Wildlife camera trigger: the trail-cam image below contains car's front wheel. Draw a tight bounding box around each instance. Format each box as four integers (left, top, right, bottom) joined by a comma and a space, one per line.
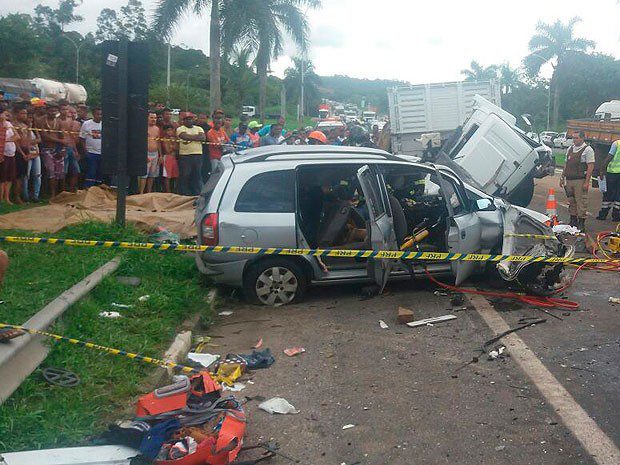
243, 258, 307, 306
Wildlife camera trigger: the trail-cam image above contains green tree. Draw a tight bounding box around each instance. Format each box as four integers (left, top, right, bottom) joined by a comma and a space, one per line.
221, 0, 320, 122
0, 14, 45, 77
284, 57, 321, 116
96, 0, 149, 42
524, 17, 595, 127
153, 0, 224, 112
34, 0, 83, 32
460, 60, 498, 81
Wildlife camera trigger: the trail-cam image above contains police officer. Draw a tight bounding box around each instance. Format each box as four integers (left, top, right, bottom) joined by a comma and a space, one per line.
597, 138, 620, 221
560, 131, 595, 230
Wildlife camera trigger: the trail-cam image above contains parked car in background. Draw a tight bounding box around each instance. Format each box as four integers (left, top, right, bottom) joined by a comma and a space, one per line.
539, 131, 558, 145
553, 132, 572, 148
195, 145, 571, 306
526, 132, 540, 143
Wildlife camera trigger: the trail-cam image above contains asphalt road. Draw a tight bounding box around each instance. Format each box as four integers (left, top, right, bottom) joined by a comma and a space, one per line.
205, 175, 619, 465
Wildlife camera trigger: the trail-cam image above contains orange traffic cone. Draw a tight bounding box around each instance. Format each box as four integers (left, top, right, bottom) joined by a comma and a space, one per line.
545, 188, 559, 226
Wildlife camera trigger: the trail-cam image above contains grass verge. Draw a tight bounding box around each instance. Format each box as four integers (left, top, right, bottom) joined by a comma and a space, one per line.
0, 221, 212, 452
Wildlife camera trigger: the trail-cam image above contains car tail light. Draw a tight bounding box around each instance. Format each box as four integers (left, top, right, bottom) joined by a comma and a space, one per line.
202, 213, 219, 246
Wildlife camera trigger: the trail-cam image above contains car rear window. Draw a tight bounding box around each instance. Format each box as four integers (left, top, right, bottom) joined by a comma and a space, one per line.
235, 170, 296, 213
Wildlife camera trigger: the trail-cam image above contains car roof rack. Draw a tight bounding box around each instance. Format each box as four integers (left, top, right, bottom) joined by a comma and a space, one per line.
230, 145, 405, 164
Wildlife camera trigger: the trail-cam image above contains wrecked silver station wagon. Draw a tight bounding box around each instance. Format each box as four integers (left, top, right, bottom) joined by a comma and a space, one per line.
195, 145, 572, 306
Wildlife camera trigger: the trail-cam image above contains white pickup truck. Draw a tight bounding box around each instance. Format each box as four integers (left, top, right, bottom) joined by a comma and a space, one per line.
387, 81, 554, 206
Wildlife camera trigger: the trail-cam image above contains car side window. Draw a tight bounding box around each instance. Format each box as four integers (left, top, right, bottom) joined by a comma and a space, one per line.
235, 170, 295, 213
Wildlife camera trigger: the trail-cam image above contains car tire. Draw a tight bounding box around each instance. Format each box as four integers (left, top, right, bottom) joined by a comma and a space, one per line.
243, 258, 308, 306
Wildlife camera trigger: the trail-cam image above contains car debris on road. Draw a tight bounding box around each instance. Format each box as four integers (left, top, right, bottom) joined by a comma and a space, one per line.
406, 314, 457, 328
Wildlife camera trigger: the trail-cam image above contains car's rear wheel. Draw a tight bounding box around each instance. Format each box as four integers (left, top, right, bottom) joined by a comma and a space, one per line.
243, 258, 307, 306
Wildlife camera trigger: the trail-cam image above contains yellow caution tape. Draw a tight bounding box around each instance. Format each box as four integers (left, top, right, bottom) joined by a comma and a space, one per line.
1, 235, 618, 265
0, 323, 202, 375
504, 233, 558, 240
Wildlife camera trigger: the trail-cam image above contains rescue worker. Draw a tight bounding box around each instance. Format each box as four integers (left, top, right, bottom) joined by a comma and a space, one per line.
307, 130, 327, 145
559, 131, 595, 230
597, 138, 620, 221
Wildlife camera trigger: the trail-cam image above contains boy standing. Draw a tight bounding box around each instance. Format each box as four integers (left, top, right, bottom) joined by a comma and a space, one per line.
139, 112, 161, 194
161, 124, 179, 193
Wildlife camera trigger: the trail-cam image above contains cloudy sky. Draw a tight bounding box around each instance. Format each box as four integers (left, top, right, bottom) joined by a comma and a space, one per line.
15, 0, 620, 83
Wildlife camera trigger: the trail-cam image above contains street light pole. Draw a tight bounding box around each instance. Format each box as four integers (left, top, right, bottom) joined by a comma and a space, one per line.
185, 65, 199, 112
62, 34, 85, 84
300, 55, 305, 123
166, 43, 171, 107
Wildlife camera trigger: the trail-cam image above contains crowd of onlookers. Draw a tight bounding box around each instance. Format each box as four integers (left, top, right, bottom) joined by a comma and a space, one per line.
0, 97, 384, 202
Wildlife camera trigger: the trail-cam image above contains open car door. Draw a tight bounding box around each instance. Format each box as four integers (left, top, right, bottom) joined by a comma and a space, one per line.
435, 169, 482, 285
356, 165, 397, 292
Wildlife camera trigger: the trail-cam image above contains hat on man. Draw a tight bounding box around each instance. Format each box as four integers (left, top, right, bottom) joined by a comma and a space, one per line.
248, 121, 262, 129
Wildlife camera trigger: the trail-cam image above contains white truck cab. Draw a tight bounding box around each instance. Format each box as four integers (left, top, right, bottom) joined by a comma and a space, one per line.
440, 95, 553, 206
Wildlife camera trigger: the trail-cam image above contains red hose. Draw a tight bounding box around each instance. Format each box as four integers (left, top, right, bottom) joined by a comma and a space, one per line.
423, 268, 581, 310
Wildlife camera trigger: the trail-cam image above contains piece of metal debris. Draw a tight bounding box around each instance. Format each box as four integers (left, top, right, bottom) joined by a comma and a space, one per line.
406, 314, 457, 328
379, 320, 389, 329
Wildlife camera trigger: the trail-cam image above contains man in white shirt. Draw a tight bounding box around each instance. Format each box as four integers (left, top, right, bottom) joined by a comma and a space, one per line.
79, 108, 103, 188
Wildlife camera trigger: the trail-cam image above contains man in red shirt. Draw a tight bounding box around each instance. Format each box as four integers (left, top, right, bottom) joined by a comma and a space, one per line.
206, 117, 230, 174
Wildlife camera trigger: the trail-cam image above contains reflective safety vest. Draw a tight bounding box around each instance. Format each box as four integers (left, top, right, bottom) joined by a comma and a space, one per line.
608, 140, 620, 174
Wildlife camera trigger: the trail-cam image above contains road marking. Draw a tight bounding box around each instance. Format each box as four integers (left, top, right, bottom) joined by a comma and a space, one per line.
469, 294, 619, 465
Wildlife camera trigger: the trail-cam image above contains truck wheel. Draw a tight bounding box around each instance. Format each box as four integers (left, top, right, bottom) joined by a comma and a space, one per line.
507, 176, 535, 207
243, 258, 307, 306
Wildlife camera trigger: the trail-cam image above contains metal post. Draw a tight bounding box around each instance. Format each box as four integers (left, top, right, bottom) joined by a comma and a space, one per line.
280, 85, 286, 119
300, 56, 305, 123
115, 40, 129, 227
166, 43, 171, 106
546, 82, 551, 131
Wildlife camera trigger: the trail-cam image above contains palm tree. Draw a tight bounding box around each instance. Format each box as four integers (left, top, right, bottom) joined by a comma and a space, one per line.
524, 17, 594, 127
284, 57, 321, 116
221, 0, 320, 122
223, 47, 258, 110
461, 60, 498, 81
153, 0, 223, 112
499, 63, 521, 95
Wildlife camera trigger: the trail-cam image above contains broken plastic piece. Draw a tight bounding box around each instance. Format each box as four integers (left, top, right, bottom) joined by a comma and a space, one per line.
342, 424, 355, 430
222, 382, 246, 392
218, 311, 234, 316
609, 297, 620, 304
187, 352, 220, 368
406, 314, 457, 328
284, 347, 306, 357
138, 295, 150, 302
253, 338, 263, 349
259, 397, 299, 414
111, 302, 133, 309
379, 320, 389, 329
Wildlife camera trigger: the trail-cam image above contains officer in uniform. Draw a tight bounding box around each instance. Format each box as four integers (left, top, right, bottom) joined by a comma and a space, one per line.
597, 138, 620, 221
560, 131, 595, 230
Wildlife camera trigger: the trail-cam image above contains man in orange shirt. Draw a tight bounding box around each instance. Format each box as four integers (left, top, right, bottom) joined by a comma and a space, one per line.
206, 117, 230, 176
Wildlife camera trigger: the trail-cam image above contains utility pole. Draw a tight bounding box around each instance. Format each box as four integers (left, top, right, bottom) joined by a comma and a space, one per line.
300, 55, 305, 123
166, 43, 171, 107
280, 85, 286, 119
